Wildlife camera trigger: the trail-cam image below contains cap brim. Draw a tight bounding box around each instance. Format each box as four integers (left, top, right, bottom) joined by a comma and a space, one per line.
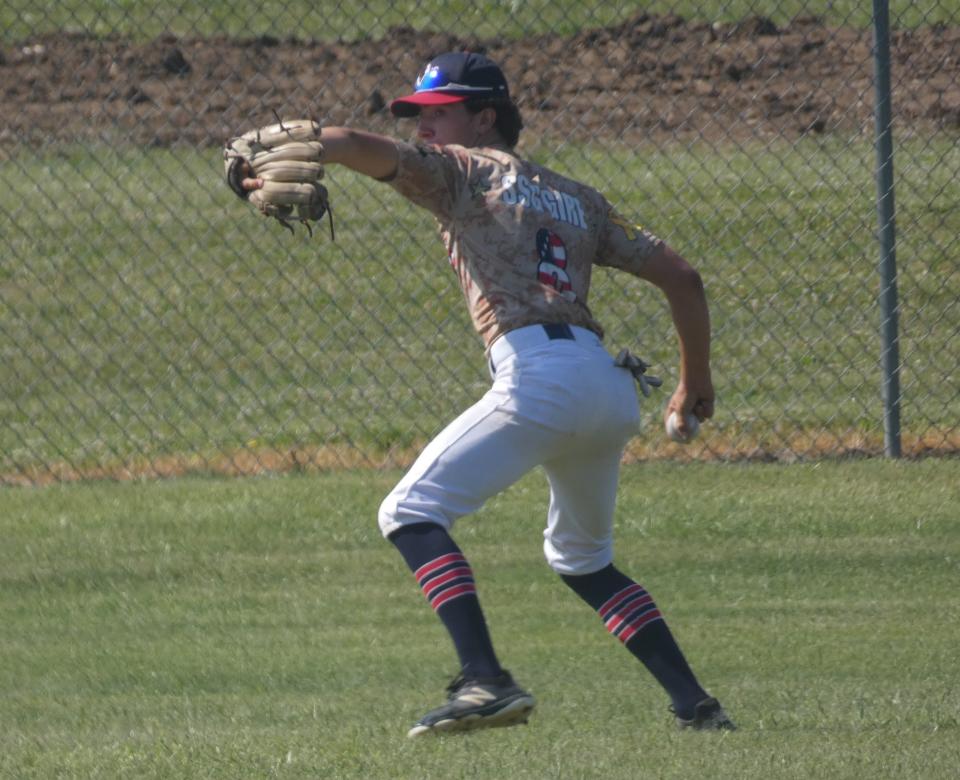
390, 92, 470, 117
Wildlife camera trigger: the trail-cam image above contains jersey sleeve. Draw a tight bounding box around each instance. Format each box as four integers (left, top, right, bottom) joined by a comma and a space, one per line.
382, 140, 471, 222
595, 204, 665, 277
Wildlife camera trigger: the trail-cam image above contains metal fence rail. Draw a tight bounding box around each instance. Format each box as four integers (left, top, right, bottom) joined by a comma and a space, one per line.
1, 2, 958, 485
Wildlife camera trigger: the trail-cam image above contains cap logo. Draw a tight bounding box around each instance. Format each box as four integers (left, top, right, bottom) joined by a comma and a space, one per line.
415, 65, 444, 91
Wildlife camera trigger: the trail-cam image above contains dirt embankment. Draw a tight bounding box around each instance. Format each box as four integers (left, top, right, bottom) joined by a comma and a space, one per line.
2, 14, 959, 149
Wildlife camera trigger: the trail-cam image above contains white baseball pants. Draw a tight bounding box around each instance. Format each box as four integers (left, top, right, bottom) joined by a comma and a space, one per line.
378, 324, 641, 575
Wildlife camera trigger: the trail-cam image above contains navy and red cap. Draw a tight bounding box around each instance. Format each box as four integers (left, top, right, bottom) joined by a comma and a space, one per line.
390, 52, 510, 117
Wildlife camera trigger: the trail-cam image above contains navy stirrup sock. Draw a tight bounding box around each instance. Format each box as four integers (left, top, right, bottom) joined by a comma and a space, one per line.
389, 522, 502, 679
560, 564, 708, 718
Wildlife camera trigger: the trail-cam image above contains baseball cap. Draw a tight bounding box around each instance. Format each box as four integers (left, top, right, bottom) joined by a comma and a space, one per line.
390, 52, 510, 117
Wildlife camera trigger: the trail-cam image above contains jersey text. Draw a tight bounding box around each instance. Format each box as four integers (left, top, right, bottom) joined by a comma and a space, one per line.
499, 174, 588, 230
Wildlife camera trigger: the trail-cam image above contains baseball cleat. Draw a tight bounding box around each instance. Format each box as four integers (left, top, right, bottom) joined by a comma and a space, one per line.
674, 697, 736, 731
407, 670, 535, 738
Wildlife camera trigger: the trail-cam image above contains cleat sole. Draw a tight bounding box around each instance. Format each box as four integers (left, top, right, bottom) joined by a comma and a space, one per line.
408, 696, 535, 738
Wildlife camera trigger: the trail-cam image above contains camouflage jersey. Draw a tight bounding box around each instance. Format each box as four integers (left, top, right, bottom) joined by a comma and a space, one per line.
385, 140, 664, 350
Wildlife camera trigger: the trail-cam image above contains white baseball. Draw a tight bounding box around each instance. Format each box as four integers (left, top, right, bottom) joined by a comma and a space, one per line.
665, 410, 700, 443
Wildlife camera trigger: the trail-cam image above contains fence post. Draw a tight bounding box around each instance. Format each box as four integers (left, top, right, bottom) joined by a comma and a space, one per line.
872, 0, 902, 458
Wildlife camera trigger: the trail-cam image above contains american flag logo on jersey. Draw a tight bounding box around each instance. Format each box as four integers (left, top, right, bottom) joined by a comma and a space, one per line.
414, 552, 477, 611
536, 228, 575, 301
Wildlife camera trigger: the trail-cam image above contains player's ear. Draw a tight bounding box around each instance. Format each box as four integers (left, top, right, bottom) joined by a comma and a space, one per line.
477, 106, 497, 134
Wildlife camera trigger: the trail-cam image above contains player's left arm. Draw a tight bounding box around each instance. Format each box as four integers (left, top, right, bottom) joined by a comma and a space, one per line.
239, 126, 400, 192
318, 127, 400, 180
240, 127, 466, 223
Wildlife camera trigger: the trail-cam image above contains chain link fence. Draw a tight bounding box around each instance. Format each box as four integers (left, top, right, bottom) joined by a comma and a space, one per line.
1, 2, 958, 485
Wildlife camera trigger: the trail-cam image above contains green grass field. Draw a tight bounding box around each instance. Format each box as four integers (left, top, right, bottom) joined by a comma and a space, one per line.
2, 459, 958, 778
3, 135, 958, 478
3, 1, 958, 43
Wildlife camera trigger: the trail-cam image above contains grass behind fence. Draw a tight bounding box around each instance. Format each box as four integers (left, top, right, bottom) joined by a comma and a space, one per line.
1, 459, 958, 778
2, 134, 958, 478
3, 2, 958, 44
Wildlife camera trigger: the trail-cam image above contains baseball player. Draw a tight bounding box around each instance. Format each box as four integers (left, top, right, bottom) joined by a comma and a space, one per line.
238, 52, 733, 737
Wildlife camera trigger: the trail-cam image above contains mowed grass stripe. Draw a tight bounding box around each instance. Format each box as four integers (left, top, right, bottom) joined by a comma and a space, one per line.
1, 459, 958, 778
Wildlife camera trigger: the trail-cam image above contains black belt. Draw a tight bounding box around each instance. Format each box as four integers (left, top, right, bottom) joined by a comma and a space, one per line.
542, 323, 574, 340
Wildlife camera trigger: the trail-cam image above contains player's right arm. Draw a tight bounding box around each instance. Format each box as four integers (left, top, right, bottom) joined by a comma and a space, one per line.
632, 243, 714, 432
596, 208, 713, 436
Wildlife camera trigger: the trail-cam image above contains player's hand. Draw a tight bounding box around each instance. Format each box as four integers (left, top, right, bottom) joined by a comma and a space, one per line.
238, 161, 263, 192
666, 376, 714, 435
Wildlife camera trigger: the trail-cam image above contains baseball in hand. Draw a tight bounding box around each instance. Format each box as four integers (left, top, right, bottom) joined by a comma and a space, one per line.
665, 410, 700, 443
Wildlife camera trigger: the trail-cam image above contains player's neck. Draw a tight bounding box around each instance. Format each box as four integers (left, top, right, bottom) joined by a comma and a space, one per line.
469, 129, 506, 150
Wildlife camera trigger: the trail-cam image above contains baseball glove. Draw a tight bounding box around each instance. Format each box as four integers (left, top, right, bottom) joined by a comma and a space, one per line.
224, 117, 333, 238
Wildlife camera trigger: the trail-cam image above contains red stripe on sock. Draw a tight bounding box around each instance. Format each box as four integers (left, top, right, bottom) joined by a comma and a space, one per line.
414, 552, 466, 583
617, 610, 663, 644
422, 566, 473, 601
429, 583, 477, 610
604, 594, 653, 633
598, 584, 645, 619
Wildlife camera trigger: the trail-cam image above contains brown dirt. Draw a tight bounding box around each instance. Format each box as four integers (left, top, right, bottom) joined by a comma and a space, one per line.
2, 14, 959, 149
4, 428, 958, 487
